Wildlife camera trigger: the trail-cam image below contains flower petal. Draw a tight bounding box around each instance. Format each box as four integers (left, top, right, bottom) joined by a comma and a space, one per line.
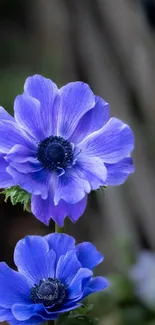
44, 233, 75, 263
6, 144, 42, 174
24, 74, 58, 136
76, 242, 103, 270
60, 299, 81, 310
57, 82, 95, 139
12, 304, 58, 321
68, 268, 93, 299
78, 118, 134, 163
54, 170, 91, 205
6, 166, 50, 199
0, 308, 13, 322
0, 120, 35, 154
75, 156, 107, 190
31, 194, 87, 226
9, 315, 44, 325
12, 304, 43, 321
0, 106, 14, 121
56, 251, 81, 286
14, 94, 45, 140
70, 96, 110, 144
14, 236, 55, 285
105, 157, 135, 186
6, 144, 36, 163
46, 304, 81, 315
82, 276, 109, 299
9, 161, 43, 174
0, 155, 15, 188
12, 302, 79, 321
0, 262, 31, 308
67, 196, 87, 223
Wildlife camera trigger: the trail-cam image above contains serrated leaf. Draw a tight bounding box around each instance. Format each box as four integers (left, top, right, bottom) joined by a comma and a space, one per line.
1, 186, 31, 212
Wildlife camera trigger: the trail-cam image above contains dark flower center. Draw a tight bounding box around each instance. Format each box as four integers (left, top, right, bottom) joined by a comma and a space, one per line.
30, 278, 66, 307
37, 136, 73, 172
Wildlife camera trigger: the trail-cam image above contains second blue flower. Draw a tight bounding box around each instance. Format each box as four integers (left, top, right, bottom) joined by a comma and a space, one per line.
0, 233, 108, 324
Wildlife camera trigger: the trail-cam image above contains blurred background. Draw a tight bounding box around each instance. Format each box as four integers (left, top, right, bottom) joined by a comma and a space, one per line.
0, 0, 155, 324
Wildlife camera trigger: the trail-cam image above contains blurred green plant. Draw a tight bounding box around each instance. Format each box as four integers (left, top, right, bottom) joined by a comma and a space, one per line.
85, 237, 155, 325
57, 304, 98, 325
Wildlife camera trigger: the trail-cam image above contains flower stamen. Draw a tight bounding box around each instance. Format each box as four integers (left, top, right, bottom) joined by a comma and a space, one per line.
37, 136, 73, 172
30, 278, 66, 306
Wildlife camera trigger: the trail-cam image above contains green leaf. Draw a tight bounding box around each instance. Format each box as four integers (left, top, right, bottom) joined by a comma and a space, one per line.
1, 186, 31, 212
57, 305, 98, 325
68, 304, 94, 318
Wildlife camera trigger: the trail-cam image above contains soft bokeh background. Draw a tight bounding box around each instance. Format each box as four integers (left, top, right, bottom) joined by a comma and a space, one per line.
0, 0, 155, 324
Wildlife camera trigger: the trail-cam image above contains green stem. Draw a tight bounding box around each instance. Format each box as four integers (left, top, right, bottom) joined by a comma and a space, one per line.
47, 318, 57, 325
55, 222, 65, 233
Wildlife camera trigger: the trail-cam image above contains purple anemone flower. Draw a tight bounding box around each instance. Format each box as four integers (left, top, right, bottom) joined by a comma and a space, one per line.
0, 75, 134, 225
0, 233, 108, 325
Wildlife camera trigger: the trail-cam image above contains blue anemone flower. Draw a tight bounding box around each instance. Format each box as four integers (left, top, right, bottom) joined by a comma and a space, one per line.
0, 75, 134, 225
0, 233, 108, 325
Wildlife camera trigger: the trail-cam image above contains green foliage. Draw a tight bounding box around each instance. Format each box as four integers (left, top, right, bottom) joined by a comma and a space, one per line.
57, 304, 98, 325
1, 186, 31, 212
87, 274, 155, 325
108, 274, 134, 303
121, 306, 148, 325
